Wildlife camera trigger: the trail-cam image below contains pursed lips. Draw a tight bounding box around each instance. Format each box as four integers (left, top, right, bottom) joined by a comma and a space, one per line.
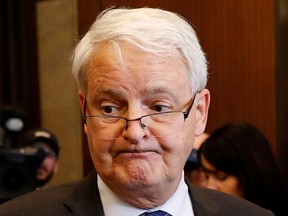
114, 149, 159, 159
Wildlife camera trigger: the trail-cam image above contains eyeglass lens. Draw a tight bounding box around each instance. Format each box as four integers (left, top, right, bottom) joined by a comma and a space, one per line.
85, 112, 185, 139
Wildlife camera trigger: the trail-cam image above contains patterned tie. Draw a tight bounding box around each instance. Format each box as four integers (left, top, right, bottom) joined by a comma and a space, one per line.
139, 210, 172, 216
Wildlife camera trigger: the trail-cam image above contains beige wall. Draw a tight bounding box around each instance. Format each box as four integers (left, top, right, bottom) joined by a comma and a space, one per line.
36, 0, 83, 185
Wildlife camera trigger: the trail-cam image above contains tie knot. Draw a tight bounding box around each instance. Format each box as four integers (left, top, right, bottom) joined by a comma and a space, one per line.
139, 210, 172, 216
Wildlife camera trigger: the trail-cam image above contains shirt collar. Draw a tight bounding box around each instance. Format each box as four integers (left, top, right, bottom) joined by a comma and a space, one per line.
98, 172, 194, 216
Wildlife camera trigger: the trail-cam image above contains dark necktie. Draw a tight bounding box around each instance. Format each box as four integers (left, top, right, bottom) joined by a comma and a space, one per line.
139, 210, 172, 216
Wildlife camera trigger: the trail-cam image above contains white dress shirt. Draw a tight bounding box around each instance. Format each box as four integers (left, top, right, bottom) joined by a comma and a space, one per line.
98, 172, 194, 216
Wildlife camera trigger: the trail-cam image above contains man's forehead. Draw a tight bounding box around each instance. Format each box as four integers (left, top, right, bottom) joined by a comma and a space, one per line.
88, 83, 186, 104
85, 43, 191, 100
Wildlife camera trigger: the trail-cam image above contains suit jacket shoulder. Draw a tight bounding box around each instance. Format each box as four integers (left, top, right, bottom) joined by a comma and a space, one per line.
0, 171, 104, 216
186, 180, 275, 216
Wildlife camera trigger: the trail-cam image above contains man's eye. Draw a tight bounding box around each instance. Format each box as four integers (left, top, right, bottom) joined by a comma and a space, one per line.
102, 106, 118, 115
152, 105, 170, 113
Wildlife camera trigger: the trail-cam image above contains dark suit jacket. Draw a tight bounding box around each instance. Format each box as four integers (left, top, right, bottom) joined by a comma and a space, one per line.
0, 171, 274, 216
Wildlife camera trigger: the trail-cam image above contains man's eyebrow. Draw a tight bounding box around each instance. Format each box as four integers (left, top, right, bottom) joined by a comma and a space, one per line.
90, 86, 182, 104
145, 87, 171, 95
92, 86, 173, 97
91, 88, 125, 98
144, 86, 181, 102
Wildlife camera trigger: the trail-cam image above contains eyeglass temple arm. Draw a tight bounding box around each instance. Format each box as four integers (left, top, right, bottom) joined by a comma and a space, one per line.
183, 94, 197, 119
83, 98, 87, 125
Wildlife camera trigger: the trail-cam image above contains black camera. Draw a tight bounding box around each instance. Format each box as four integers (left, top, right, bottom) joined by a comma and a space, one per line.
0, 107, 46, 203
0, 147, 47, 201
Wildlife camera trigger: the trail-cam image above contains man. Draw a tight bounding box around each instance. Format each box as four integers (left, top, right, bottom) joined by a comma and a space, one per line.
0, 7, 274, 215
24, 128, 60, 190
184, 133, 209, 187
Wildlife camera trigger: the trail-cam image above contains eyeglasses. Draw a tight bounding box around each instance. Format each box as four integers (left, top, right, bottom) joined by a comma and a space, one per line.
83, 95, 196, 139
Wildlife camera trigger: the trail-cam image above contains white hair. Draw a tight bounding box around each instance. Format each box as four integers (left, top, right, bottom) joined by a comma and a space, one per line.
72, 7, 208, 94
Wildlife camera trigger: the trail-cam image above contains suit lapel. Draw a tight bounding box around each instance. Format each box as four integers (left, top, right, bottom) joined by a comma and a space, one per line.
63, 171, 105, 216
186, 178, 220, 216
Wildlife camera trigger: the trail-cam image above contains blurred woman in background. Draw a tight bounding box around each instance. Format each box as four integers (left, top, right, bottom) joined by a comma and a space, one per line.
198, 122, 287, 216
184, 132, 209, 187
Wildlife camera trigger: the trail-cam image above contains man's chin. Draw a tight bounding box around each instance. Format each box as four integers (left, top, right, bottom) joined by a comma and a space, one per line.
113, 164, 159, 188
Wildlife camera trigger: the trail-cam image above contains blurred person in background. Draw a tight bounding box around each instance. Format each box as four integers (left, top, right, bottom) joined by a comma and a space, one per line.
184, 132, 209, 187
24, 128, 60, 190
198, 122, 288, 216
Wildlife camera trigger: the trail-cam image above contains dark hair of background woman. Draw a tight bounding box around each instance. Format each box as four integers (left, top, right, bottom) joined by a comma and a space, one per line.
198, 122, 287, 216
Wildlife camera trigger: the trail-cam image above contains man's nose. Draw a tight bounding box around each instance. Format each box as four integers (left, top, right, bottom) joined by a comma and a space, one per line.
122, 119, 147, 144
124, 117, 146, 131
121, 106, 148, 143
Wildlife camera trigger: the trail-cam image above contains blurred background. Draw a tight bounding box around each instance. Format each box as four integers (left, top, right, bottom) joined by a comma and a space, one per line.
0, 0, 287, 199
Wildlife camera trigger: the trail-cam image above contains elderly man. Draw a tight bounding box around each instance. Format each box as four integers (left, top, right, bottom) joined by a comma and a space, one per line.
0, 7, 274, 216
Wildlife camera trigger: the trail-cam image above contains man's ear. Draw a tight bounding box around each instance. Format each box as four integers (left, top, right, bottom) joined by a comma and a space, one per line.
79, 91, 85, 115
195, 89, 210, 136
79, 91, 88, 131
